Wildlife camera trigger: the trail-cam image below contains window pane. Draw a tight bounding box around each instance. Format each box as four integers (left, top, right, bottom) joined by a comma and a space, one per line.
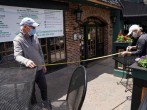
51, 52, 56, 62
39, 38, 49, 63
56, 51, 60, 61
61, 50, 65, 59
50, 36, 66, 63
0, 42, 13, 60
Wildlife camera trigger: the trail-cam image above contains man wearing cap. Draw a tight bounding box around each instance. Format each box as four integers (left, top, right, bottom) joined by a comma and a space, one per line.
121, 24, 147, 57
13, 17, 49, 105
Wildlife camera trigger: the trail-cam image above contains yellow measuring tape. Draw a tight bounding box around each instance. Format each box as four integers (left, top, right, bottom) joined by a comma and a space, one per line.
41, 52, 121, 66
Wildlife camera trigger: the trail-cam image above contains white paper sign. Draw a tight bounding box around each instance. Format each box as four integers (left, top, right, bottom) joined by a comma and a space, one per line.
0, 5, 64, 42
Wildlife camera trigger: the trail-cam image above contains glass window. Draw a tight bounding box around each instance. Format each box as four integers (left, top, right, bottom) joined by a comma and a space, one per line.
0, 42, 13, 60
39, 38, 49, 63
0, 37, 66, 63
50, 37, 66, 63
39, 37, 66, 63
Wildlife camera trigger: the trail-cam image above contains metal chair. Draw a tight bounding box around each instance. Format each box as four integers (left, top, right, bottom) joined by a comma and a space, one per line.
0, 54, 20, 68
51, 65, 87, 110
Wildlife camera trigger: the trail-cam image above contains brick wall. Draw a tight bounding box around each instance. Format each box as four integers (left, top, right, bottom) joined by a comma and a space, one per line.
65, 2, 113, 64
65, 3, 80, 65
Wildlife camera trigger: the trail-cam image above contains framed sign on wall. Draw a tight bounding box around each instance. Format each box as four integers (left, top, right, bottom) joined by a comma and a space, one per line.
0, 5, 64, 42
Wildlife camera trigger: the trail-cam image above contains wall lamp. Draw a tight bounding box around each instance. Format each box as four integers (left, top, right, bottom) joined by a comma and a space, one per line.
74, 5, 83, 24
73, 5, 83, 41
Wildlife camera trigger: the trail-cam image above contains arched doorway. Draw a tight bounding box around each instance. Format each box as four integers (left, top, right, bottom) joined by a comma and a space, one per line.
80, 16, 106, 61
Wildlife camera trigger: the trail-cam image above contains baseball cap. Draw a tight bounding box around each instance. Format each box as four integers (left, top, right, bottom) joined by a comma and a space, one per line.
127, 24, 142, 35
20, 17, 39, 27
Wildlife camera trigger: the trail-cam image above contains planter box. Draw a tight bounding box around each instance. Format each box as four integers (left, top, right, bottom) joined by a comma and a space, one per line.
113, 69, 127, 78
130, 63, 147, 110
113, 42, 132, 78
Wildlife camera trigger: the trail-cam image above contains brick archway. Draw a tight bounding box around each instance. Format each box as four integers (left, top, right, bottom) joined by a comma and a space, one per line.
65, 3, 112, 64
81, 16, 109, 55
79, 16, 108, 61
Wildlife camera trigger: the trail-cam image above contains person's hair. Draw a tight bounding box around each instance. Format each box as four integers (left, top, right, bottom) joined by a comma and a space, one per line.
20, 26, 23, 31
139, 27, 143, 31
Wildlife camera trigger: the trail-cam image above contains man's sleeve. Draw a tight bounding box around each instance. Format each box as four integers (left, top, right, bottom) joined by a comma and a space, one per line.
131, 37, 145, 56
13, 40, 29, 65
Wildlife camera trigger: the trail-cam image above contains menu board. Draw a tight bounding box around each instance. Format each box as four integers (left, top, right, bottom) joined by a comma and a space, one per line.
0, 5, 64, 42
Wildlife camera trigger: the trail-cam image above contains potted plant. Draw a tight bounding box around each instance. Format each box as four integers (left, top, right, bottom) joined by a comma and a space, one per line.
116, 32, 132, 43
137, 56, 147, 68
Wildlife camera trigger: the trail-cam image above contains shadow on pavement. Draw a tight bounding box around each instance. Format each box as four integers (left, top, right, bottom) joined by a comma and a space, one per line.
36, 57, 115, 102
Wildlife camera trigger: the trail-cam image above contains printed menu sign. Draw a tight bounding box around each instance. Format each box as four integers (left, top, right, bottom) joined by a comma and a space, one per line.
0, 5, 64, 42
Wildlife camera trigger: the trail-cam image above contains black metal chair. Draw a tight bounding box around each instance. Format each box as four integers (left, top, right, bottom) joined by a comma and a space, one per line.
51, 65, 87, 110
0, 54, 20, 68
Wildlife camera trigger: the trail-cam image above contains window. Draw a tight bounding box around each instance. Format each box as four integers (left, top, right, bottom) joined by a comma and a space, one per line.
0, 42, 13, 60
49, 37, 66, 63
0, 37, 66, 64
39, 38, 49, 63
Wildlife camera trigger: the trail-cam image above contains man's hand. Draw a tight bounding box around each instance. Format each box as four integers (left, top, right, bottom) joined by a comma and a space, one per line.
42, 66, 47, 73
26, 60, 36, 68
126, 46, 137, 51
126, 46, 132, 51
121, 51, 132, 57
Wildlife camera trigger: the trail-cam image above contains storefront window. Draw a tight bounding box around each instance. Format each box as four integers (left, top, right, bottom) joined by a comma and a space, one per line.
0, 37, 66, 63
39, 38, 49, 63
50, 37, 65, 63
0, 42, 13, 60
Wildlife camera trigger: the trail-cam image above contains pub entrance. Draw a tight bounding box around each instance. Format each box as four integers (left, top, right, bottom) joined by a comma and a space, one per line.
80, 17, 106, 65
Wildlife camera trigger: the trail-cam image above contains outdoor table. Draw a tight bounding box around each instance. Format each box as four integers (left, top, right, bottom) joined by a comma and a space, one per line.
113, 55, 136, 67
113, 42, 132, 78
113, 55, 136, 92
0, 67, 36, 110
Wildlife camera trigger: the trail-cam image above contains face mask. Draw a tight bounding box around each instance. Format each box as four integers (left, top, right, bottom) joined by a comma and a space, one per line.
28, 29, 36, 36
132, 32, 138, 38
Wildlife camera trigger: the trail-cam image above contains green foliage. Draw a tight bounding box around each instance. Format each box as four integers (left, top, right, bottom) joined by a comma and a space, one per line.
117, 35, 123, 42
116, 35, 132, 43
126, 37, 132, 43
138, 57, 147, 68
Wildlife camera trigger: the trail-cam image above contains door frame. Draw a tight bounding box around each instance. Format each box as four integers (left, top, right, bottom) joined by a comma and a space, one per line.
80, 17, 106, 60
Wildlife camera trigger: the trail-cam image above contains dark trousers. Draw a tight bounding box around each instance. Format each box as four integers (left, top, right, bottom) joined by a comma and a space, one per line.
31, 69, 47, 104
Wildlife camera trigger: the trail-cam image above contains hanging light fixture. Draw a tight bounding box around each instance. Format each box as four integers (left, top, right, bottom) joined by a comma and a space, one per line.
74, 5, 83, 24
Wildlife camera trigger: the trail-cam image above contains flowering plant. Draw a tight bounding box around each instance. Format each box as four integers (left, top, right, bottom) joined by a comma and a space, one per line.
138, 56, 147, 68
116, 32, 132, 43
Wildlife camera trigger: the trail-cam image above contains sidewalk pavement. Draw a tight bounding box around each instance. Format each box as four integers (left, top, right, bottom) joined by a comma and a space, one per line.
36, 57, 132, 110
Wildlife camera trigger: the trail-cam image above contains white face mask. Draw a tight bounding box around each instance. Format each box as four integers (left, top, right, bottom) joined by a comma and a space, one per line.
132, 32, 138, 38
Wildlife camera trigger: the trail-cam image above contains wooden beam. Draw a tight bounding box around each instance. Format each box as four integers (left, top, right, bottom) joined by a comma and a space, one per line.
87, 0, 122, 10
